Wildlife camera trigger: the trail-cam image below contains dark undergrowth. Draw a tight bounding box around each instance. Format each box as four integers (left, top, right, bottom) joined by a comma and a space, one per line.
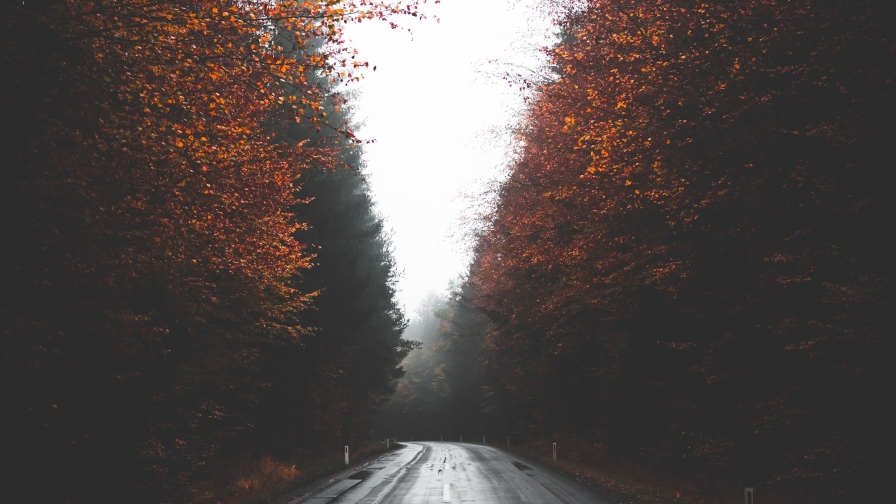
188, 441, 397, 504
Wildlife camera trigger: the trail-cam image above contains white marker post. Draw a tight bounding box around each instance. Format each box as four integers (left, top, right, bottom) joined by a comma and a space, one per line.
460, 436, 463, 443
507, 437, 510, 447
552, 442, 557, 462
744, 488, 755, 504
344, 446, 349, 466
483, 436, 486, 444
386, 438, 390, 450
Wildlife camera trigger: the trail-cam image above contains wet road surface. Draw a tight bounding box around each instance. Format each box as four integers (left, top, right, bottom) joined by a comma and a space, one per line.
298, 442, 610, 504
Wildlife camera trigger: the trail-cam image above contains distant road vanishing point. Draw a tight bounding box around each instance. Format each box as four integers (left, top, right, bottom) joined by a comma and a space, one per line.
281, 442, 611, 504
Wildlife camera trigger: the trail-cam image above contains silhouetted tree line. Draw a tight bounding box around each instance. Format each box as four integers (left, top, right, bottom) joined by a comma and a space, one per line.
0, 2, 411, 502
374, 288, 496, 441
382, 0, 895, 502
254, 123, 415, 459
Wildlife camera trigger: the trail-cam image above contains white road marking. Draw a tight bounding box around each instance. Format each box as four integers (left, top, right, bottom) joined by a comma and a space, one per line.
442, 483, 451, 502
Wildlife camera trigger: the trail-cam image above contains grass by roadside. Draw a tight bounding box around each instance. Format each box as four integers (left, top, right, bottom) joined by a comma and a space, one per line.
187, 441, 400, 504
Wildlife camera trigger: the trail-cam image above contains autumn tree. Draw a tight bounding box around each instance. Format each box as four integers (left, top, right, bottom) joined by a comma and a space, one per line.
468, 0, 896, 501
253, 81, 414, 453
0, 0, 425, 501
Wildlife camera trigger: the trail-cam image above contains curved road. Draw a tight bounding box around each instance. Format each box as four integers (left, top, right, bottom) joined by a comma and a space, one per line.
291, 442, 610, 504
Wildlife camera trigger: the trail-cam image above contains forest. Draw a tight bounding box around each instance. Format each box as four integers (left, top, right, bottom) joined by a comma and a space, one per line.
2, 0, 894, 503
0, 0, 419, 502
382, 0, 896, 502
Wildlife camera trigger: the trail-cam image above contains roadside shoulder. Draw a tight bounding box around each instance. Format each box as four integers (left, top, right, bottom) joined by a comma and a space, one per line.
264, 444, 406, 504
489, 445, 651, 504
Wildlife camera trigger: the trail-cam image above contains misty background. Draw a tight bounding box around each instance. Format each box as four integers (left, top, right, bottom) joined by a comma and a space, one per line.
344, 0, 551, 316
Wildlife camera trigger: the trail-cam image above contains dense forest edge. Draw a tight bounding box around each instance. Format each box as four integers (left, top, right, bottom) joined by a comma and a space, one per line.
379, 0, 895, 503
0, 1, 421, 502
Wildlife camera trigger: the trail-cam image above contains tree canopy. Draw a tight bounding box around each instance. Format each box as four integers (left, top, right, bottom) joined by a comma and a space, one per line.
0, 1, 420, 501
382, 0, 895, 501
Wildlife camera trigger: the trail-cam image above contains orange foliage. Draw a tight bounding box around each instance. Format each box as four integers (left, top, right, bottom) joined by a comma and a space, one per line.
2, 0, 427, 334
471, 0, 895, 500
0, 0, 424, 500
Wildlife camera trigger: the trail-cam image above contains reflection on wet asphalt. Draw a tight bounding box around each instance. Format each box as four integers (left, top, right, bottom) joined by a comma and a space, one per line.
314, 442, 610, 504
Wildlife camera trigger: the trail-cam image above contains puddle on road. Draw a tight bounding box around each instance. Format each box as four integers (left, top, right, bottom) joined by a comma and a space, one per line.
511, 461, 533, 472
349, 469, 377, 480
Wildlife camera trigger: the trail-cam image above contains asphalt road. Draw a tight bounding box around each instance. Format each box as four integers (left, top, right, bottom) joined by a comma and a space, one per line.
295, 442, 611, 504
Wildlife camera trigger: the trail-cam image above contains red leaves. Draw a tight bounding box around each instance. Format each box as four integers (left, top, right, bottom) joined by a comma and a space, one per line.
467, 0, 896, 499
1, 0, 433, 333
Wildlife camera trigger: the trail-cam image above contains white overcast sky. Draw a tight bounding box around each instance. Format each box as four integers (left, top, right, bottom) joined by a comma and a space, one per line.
343, 0, 552, 319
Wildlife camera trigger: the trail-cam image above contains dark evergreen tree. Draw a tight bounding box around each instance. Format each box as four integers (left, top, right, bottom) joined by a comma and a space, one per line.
373, 282, 502, 442
373, 294, 446, 440
252, 64, 413, 454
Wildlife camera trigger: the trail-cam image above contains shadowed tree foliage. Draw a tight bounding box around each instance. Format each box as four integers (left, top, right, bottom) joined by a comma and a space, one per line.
468, 0, 896, 501
0, 1, 419, 502
377, 0, 895, 502
254, 109, 415, 455
373, 293, 446, 439
374, 283, 501, 443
